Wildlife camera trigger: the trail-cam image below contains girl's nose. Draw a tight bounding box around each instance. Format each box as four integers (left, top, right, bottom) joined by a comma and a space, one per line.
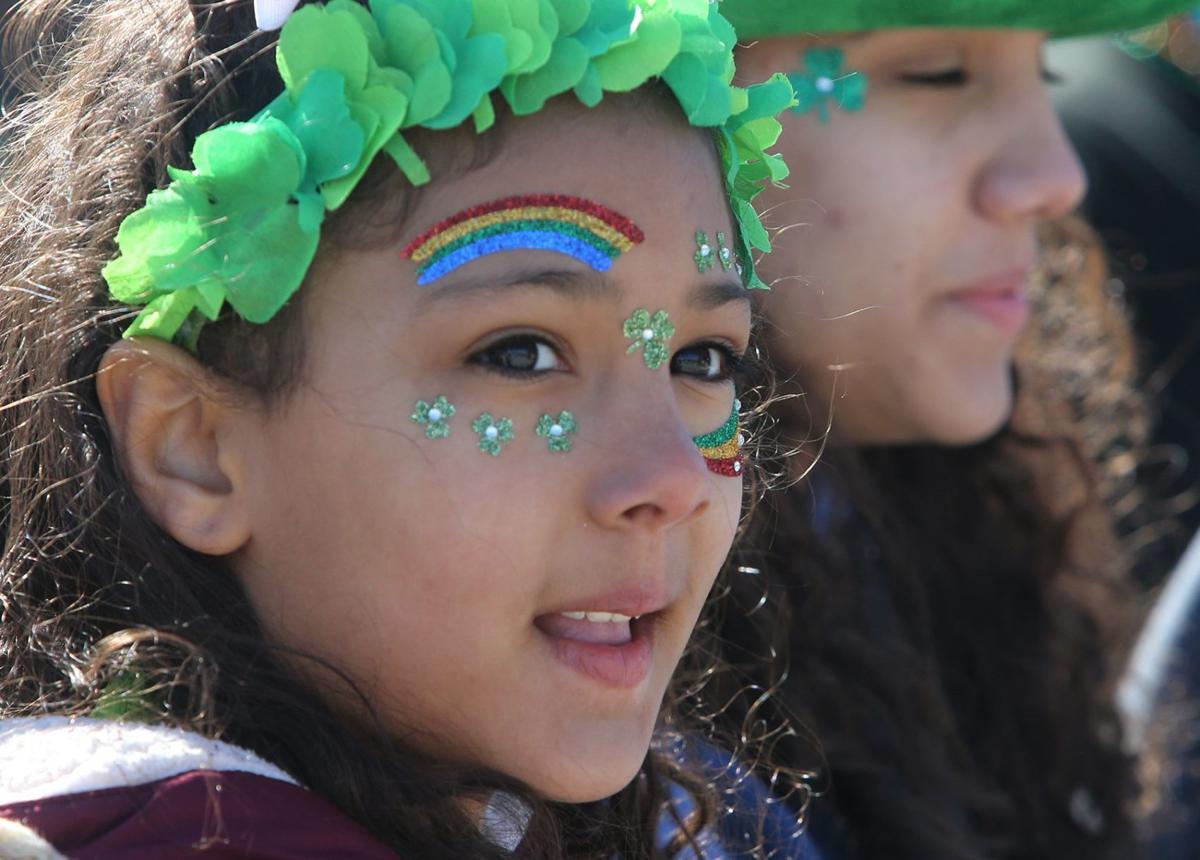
973, 93, 1088, 225
584, 411, 716, 533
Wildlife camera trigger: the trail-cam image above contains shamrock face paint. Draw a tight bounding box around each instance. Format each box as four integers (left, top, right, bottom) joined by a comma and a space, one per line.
411, 395, 456, 439
402, 194, 645, 285
623, 308, 675, 370
694, 231, 715, 273
536, 411, 577, 453
692, 400, 744, 477
789, 47, 868, 123
472, 413, 514, 456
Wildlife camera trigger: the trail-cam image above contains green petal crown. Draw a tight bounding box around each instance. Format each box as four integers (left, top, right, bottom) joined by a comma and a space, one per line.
104, 0, 795, 345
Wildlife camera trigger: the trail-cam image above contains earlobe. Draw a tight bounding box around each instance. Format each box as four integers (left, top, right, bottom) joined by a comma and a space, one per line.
96, 339, 253, 556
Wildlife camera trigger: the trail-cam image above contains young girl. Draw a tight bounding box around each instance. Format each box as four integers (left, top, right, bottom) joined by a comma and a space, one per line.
0, 0, 803, 855
711, 1, 1190, 859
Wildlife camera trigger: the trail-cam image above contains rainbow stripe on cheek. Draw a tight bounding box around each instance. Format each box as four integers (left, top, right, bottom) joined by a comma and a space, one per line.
693, 404, 744, 477
402, 194, 645, 285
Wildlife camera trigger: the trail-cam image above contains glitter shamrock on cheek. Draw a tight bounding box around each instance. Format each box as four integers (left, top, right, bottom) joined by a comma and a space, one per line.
623, 308, 675, 370
472, 413, 514, 456
411, 395, 456, 439
788, 47, 868, 123
536, 411, 577, 453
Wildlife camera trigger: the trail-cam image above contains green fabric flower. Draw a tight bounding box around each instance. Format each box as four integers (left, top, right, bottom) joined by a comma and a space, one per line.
411, 395, 456, 438
472, 412, 515, 456
536, 410, 577, 453
623, 308, 675, 370
102, 120, 320, 345
787, 47, 867, 124
274, 2, 412, 204
661, 0, 739, 126
718, 72, 795, 290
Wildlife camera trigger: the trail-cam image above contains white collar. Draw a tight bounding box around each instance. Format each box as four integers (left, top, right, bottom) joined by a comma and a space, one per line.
0, 716, 297, 805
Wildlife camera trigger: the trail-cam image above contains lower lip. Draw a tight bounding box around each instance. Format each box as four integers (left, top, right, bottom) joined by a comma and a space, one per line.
538, 618, 655, 689
948, 291, 1030, 335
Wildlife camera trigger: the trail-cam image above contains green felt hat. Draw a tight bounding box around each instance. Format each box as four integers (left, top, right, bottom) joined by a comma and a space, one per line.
721, 0, 1197, 39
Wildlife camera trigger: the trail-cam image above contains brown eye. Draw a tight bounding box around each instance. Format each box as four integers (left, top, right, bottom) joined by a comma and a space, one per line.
671, 344, 739, 382
470, 335, 564, 376
898, 69, 968, 87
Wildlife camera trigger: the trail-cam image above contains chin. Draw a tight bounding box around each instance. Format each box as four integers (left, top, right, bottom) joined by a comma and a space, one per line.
528, 750, 648, 804
926, 375, 1015, 446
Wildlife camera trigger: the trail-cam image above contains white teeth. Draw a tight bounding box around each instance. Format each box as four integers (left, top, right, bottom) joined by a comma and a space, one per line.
560, 610, 635, 623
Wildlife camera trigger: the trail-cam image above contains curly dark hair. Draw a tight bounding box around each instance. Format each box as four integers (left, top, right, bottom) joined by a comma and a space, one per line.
0, 0, 808, 856
712, 217, 1153, 860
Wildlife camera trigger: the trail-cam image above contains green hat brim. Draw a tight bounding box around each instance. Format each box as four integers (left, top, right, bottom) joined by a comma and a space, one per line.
721, 0, 1196, 40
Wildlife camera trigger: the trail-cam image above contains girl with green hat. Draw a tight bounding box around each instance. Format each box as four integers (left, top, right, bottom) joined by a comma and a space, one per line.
713, 1, 1194, 859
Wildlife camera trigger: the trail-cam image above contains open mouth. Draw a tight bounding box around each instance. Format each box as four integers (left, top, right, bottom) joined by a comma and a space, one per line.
534, 610, 660, 689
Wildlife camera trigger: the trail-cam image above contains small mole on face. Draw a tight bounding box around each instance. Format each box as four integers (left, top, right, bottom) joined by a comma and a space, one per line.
824, 206, 847, 231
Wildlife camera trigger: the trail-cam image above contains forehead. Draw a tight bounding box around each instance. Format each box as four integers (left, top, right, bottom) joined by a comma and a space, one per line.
401, 97, 736, 255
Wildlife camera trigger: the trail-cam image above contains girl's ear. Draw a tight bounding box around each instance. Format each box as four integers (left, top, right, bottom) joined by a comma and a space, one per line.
96, 339, 253, 556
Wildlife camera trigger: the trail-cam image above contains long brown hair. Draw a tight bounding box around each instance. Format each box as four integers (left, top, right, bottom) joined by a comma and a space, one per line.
717, 217, 1151, 859
0, 0, 796, 855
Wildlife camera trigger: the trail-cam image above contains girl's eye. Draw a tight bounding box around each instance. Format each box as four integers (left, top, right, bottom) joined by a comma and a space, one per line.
469, 334, 565, 377
1042, 67, 1065, 85
671, 343, 740, 382
898, 68, 968, 87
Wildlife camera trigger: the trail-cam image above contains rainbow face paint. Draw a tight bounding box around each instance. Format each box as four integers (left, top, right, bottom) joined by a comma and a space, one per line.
402, 194, 645, 285
693, 401, 744, 477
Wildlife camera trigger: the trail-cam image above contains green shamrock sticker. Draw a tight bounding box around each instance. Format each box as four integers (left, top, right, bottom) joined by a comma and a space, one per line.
623, 308, 675, 371
536, 411, 578, 453
472, 413, 514, 456
788, 47, 868, 123
411, 395, 456, 439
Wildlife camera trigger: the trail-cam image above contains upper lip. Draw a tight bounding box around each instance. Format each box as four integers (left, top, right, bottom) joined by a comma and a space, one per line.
944, 267, 1033, 300
543, 582, 675, 620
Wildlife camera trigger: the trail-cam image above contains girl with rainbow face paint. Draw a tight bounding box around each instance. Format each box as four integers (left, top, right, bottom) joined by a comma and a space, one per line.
713, 2, 1191, 859
0, 0, 805, 855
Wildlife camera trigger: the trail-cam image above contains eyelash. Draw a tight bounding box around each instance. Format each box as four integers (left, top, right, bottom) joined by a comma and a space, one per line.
897, 67, 1065, 87
467, 333, 743, 382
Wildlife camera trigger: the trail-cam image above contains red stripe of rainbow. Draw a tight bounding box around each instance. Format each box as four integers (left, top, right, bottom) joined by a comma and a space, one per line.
692, 403, 743, 477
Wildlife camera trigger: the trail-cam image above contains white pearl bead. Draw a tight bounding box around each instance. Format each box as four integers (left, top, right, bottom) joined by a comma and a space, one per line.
700, 244, 711, 256
642, 328, 654, 340
737, 433, 745, 446
815, 76, 834, 93
427, 408, 442, 422
550, 424, 563, 437
485, 426, 499, 440
733, 461, 742, 473
734, 399, 741, 411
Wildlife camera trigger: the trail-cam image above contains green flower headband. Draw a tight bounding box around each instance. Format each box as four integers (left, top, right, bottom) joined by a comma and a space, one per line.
103, 0, 794, 347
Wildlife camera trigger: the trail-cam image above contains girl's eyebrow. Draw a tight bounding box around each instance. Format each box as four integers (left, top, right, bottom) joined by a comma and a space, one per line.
412, 267, 750, 315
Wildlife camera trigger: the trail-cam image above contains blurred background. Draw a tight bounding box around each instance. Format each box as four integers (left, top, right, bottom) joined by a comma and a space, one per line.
1049, 17, 1200, 857
1050, 13, 1200, 569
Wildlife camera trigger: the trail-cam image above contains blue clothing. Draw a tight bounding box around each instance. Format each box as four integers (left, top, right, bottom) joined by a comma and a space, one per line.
660, 738, 823, 859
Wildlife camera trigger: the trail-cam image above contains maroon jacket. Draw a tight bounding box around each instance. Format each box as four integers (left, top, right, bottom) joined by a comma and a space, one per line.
0, 717, 397, 858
